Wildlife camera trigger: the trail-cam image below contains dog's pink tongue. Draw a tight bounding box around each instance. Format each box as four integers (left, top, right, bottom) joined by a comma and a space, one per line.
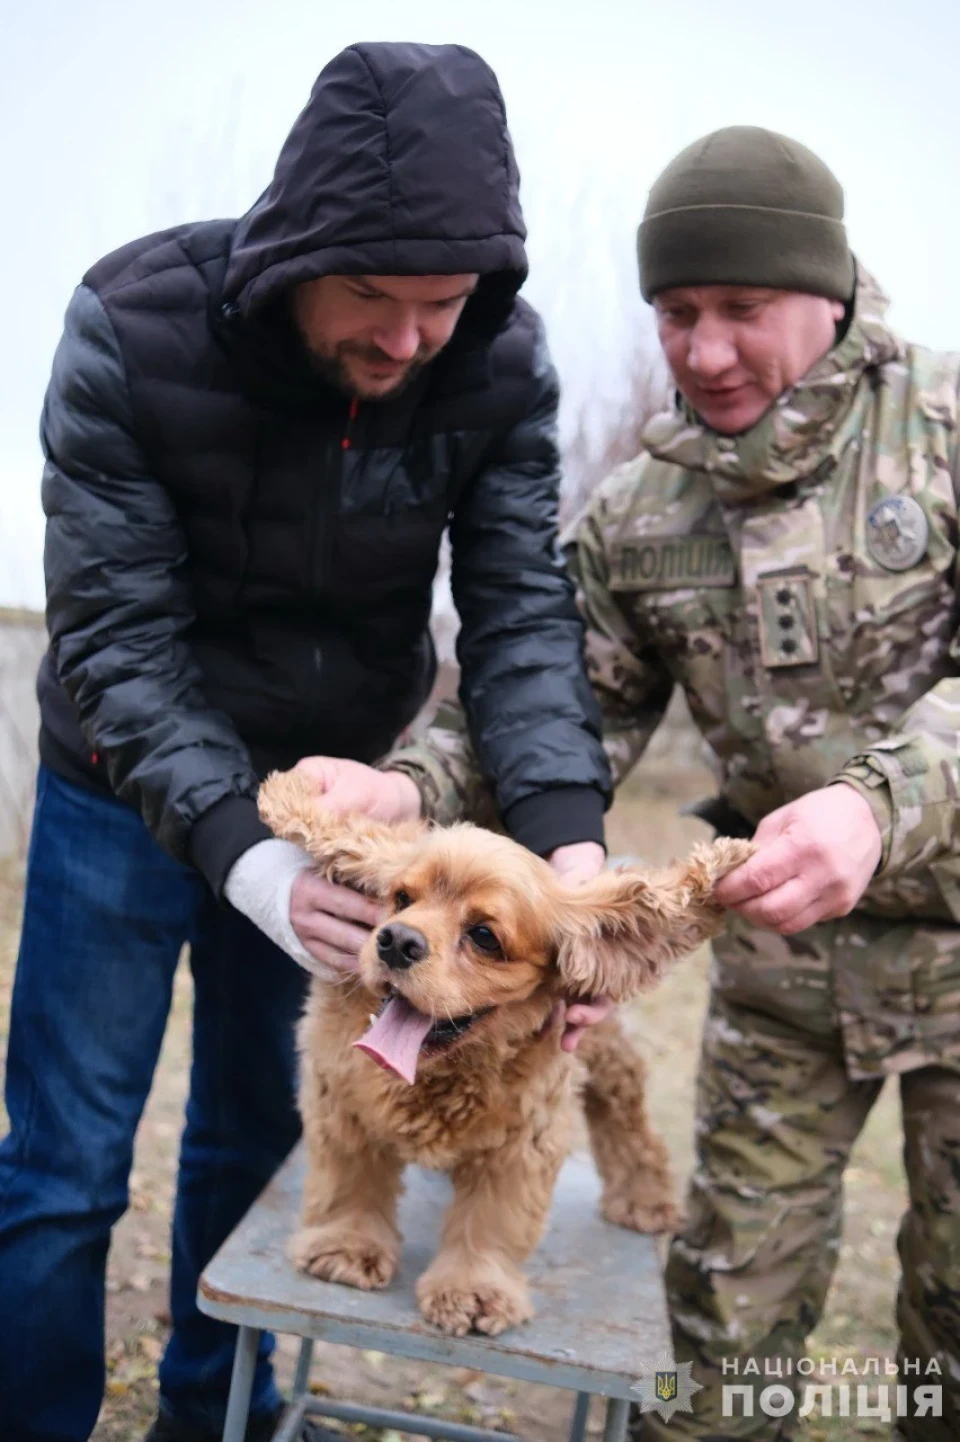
353, 995, 433, 1085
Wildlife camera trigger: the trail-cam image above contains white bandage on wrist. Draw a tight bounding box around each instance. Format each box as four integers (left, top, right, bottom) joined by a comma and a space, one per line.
223, 838, 340, 980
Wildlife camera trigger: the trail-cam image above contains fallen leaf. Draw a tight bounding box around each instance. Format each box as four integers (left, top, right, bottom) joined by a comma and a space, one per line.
464, 1380, 497, 1404
139, 1336, 163, 1363
412, 1387, 447, 1411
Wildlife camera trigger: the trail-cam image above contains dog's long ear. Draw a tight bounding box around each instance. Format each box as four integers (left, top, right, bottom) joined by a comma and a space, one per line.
257, 770, 425, 897
554, 838, 754, 1003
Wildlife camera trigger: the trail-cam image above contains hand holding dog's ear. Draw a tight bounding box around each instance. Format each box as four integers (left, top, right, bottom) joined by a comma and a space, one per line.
294, 756, 422, 823
258, 769, 425, 898
714, 785, 881, 934
288, 870, 382, 974
235, 768, 421, 983
546, 842, 610, 1049
224, 837, 373, 982
548, 841, 607, 887
555, 838, 754, 1004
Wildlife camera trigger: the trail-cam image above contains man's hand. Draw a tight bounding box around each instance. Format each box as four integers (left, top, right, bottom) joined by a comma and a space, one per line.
713, 783, 883, 935
287, 759, 418, 973
295, 756, 422, 822
549, 840, 606, 886
547, 840, 612, 1050
555, 996, 617, 1053
289, 869, 385, 974
223, 836, 378, 982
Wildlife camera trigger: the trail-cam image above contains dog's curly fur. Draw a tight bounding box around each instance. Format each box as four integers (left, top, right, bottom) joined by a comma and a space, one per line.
259, 769, 752, 1337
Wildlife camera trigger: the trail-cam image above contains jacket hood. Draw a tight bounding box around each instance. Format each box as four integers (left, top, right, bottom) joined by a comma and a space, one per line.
641, 263, 903, 502
224, 42, 528, 340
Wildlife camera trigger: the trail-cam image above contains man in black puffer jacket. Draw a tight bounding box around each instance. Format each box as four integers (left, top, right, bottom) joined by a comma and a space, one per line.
0, 43, 610, 1442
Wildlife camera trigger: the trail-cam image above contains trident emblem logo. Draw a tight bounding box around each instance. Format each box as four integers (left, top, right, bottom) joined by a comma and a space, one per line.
656, 1370, 678, 1402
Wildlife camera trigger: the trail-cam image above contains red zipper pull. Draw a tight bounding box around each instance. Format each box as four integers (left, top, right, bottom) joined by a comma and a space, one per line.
342, 395, 359, 451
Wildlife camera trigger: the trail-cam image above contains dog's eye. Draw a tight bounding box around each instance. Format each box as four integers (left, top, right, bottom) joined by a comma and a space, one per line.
394, 890, 412, 911
467, 924, 502, 957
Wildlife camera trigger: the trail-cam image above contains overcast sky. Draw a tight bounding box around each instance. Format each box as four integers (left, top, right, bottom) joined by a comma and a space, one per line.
2, 0, 958, 608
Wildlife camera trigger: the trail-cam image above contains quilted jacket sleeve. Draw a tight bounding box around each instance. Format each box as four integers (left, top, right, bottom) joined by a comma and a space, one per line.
41, 284, 269, 890
448, 314, 611, 856
387, 467, 672, 831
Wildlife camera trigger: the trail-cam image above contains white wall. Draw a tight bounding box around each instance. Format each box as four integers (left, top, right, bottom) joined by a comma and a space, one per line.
0, 612, 46, 856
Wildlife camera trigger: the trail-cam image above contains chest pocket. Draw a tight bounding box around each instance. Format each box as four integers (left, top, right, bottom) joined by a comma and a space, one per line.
826, 508, 958, 716
609, 533, 738, 726
822, 377, 960, 711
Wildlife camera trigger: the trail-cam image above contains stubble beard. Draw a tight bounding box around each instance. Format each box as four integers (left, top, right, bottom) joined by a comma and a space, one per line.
305, 340, 433, 401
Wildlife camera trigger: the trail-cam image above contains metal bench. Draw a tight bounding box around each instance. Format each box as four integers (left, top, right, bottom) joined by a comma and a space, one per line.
198, 1145, 671, 1442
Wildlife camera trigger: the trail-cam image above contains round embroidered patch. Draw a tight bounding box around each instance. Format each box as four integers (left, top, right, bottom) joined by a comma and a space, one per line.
865, 495, 929, 572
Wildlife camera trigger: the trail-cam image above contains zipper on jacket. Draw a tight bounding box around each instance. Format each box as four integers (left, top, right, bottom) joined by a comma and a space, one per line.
312, 397, 359, 590
342, 396, 359, 450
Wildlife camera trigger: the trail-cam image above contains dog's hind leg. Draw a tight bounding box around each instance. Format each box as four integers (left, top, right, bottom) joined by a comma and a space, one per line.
577, 1014, 680, 1234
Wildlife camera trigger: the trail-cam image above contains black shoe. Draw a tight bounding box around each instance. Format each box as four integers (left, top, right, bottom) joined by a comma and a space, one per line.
299, 1423, 346, 1442
145, 1402, 344, 1442
144, 1403, 284, 1442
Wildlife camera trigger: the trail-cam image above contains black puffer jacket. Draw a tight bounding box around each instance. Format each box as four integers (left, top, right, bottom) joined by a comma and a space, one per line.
39, 41, 610, 894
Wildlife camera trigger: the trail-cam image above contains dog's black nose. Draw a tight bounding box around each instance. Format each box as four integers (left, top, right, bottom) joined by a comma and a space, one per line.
376, 923, 428, 970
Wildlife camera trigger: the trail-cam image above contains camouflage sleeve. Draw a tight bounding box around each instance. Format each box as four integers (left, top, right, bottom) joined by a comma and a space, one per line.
378, 698, 501, 830
836, 672, 960, 884
381, 479, 674, 823
567, 487, 674, 787
835, 404, 960, 886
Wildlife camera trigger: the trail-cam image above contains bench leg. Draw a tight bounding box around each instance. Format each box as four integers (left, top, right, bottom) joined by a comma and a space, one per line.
602, 1397, 629, 1442
222, 1325, 260, 1442
292, 1336, 315, 1397
568, 1391, 591, 1442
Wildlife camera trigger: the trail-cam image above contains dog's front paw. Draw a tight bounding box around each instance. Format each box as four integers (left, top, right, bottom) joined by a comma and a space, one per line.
290, 1224, 398, 1290
601, 1191, 681, 1235
416, 1267, 533, 1336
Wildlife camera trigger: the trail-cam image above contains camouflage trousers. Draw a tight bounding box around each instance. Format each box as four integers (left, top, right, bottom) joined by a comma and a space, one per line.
635, 911, 960, 1442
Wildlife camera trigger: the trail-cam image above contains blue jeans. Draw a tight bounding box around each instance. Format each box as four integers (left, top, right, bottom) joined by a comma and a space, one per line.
0, 766, 308, 1440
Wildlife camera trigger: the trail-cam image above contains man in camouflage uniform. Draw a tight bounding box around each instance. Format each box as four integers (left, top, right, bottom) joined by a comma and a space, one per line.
301, 128, 960, 1437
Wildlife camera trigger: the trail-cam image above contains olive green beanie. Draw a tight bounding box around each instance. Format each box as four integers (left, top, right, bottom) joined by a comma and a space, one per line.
637, 126, 855, 302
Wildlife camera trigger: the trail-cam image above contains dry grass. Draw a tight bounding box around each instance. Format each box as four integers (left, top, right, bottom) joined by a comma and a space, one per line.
0, 758, 907, 1440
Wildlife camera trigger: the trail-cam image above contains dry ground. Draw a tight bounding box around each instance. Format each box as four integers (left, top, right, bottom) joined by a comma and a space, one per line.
0, 753, 907, 1440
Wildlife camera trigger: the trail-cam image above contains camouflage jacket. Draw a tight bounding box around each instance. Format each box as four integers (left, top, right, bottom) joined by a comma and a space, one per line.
388, 272, 960, 924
